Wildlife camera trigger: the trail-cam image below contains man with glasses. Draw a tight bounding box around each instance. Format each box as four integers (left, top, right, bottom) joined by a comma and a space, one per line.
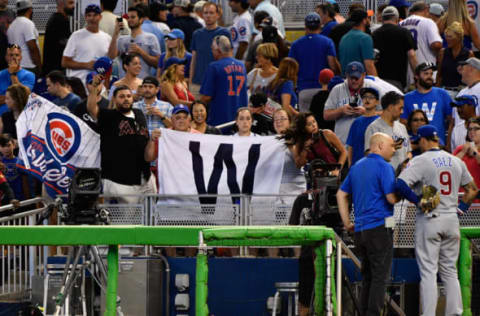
401, 63, 453, 149
0, 44, 34, 114
346, 87, 380, 166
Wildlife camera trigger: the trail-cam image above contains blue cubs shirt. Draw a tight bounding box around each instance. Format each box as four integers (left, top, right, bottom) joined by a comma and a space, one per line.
402, 87, 452, 143
200, 57, 248, 126
346, 115, 379, 166
288, 34, 336, 92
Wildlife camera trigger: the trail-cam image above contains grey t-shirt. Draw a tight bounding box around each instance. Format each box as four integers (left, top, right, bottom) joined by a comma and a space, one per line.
398, 150, 473, 213
364, 118, 411, 170
117, 32, 161, 79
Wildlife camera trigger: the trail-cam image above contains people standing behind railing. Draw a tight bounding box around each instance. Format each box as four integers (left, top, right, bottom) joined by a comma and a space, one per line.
1, 83, 29, 139
436, 22, 473, 90
88, 74, 157, 204
191, 101, 221, 134
0, 134, 29, 201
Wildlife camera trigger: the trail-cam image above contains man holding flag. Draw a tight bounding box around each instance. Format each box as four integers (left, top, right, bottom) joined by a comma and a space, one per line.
88, 74, 157, 204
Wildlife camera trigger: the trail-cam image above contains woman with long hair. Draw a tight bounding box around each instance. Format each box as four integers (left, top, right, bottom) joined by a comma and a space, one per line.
266, 57, 299, 118
191, 101, 222, 134
247, 43, 278, 94
406, 109, 428, 157
282, 112, 346, 175
160, 60, 194, 107
436, 22, 473, 89
437, 0, 480, 51
109, 53, 143, 101
156, 29, 192, 78
1, 84, 30, 138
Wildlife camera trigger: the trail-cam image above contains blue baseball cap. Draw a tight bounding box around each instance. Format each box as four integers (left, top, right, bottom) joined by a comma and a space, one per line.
172, 104, 190, 115
305, 12, 321, 29
85, 4, 101, 15
345, 61, 365, 78
164, 56, 188, 70
94, 57, 113, 75
166, 28, 185, 41
328, 76, 344, 91
411, 125, 443, 144
86, 71, 98, 84
389, 0, 411, 8
451, 95, 478, 107
359, 87, 379, 99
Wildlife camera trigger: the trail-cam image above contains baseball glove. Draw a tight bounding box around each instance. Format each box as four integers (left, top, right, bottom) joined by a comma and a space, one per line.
419, 185, 441, 214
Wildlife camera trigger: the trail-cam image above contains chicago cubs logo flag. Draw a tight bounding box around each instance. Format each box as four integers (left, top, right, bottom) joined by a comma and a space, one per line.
16, 94, 101, 197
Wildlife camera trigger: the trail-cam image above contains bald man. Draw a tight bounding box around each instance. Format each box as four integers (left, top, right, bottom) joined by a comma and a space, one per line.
337, 132, 398, 316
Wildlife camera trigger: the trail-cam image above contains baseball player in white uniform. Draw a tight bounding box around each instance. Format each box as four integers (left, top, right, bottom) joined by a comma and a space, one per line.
396, 125, 478, 316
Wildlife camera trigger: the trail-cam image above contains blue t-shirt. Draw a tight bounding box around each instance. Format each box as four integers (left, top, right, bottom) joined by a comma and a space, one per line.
275, 80, 297, 109
200, 57, 248, 126
158, 52, 192, 79
0, 68, 35, 115
402, 87, 452, 144
2, 157, 24, 200
340, 153, 395, 232
142, 19, 166, 54
52, 92, 82, 112
346, 115, 379, 166
339, 29, 374, 76
288, 34, 336, 92
191, 27, 231, 85
320, 20, 338, 37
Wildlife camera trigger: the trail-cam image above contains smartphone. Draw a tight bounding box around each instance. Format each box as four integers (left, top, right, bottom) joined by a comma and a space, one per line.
116, 16, 122, 22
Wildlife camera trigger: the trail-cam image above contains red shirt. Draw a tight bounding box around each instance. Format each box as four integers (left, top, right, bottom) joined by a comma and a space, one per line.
453, 145, 480, 201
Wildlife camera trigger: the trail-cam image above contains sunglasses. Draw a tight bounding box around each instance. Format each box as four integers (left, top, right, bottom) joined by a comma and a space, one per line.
412, 118, 427, 122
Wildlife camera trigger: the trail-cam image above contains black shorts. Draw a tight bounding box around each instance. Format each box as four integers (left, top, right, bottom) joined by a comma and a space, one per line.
298, 247, 314, 306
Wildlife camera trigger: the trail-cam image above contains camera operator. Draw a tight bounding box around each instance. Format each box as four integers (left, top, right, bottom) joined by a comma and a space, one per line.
336, 132, 398, 316
281, 112, 346, 174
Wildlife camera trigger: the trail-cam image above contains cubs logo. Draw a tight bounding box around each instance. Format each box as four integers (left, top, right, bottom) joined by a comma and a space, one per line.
45, 113, 81, 163
230, 27, 238, 42
468, 0, 478, 19
239, 26, 247, 37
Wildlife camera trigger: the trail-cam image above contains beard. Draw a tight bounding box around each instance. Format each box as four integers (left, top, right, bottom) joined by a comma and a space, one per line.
64, 7, 74, 16
117, 103, 133, 113
418, 77, 433, 89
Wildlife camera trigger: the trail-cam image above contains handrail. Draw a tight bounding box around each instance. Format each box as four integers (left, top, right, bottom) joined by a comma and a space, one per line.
0, 197, 44, 214
0, 206, 48, 224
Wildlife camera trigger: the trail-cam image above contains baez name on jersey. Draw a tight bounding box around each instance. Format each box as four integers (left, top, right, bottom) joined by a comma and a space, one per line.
432, 156, 452, 168
223, 64, 244, 74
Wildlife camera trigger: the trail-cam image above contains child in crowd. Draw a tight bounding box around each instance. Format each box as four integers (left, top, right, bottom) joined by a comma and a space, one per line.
0, 134, 29, 203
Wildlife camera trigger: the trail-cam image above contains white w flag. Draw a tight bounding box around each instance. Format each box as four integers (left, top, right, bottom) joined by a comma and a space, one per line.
16, 94, 101, 197
157, 129, 285, 195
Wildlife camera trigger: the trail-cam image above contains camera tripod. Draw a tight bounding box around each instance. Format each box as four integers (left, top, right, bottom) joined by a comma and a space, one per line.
52, 244, 123, 316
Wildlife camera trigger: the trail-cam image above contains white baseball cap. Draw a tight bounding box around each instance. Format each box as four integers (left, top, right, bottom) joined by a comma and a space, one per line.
16, 0, 32, 11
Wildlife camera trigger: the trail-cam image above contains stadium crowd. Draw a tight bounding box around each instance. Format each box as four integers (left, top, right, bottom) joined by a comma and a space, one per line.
1, 0, 480, 314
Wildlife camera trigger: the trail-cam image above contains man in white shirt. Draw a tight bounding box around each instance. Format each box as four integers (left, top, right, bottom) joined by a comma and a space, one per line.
248, 0, 285, 37
99, 0, 130, 37
399, 2, 442, 84
62, 4, 111, 85
7, 0, 41, 75
229, 0, 252, 60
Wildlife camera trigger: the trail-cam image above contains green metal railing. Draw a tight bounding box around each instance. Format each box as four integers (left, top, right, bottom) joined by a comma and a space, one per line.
458, 227, 480, 316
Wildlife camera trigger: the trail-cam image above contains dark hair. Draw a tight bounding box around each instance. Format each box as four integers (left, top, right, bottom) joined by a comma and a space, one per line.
348, 3, 366, 15
381, 91, 404, 110
231, 0, 249, 10
317, 3, 336, 19
406, 109, 428, 133
0, 134, 13, 147
203, 2, 223, 16
192, 101, 209, 120
149, 2, 167, 22
250, 92, 268, 108
6, 84, 30, 112
129, 4, 146, 18
17, 8, 30, 16
100, 0, 118, 12
121, 53, 140, 71
281, 112, 317, 153
47, 70, 67, 86
466, 116, 480, 129
409, 1, 428, 13
332, 2, 341, 13
254, 10, 270, 26
235, 107, 252, 120
113, 85, 131, 98
66, 77, 87, 100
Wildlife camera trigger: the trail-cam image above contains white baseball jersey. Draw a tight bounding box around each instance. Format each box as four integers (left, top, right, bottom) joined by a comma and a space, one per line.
468, 0, 480, 51
399, 149, 473, 213
451, 82, 480, 150
230, 11, 252, 60
324, 76, 403, 144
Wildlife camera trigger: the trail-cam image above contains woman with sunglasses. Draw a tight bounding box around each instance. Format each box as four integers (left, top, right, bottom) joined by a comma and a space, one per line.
156, 29, 192, 78
406, 109, 428, 157
453, 117, 480, 192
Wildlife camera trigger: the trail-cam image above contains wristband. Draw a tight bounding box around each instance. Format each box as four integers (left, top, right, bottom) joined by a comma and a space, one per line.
458, 201, 471, 212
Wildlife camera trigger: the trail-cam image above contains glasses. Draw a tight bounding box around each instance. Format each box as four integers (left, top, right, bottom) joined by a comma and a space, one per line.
274, 118, 289, 122
412, 118, 427, 122
468, 127, 480, 132
362, 95, 376, 100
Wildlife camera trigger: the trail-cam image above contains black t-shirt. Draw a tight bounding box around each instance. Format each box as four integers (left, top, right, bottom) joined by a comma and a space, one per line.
168, 16, 202, 51
329, 20, 355, 54
42, 12, 71, 75
97, 108, 151, 185
1, 111, 16, 139
310, 90, 335, 131
73, 97, 109, 133
373, 23, 415, 89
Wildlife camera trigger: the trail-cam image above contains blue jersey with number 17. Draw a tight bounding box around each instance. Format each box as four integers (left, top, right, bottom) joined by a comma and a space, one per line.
200, 57, 248, 126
